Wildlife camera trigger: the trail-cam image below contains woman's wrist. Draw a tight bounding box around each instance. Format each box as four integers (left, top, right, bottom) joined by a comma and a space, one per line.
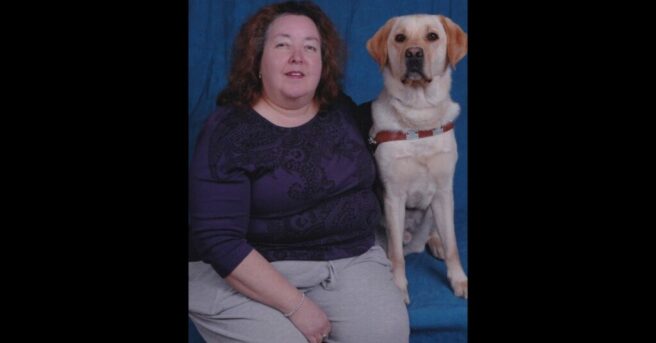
283, 292, 306, 318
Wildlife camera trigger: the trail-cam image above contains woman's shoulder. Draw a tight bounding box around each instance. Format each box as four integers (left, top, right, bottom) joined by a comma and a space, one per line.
207, 105, 260, 142
192, 105, 259, 179
329, 92, 374, 141
193, 105, 252, 161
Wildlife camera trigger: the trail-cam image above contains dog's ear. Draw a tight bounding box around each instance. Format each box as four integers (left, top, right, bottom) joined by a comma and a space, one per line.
438, 15, 468, 70
367, 18, 397, 68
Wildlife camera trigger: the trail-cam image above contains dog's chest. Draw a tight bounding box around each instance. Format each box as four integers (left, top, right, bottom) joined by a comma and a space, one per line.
375, 133, 456, 163
374, 134, 457, 201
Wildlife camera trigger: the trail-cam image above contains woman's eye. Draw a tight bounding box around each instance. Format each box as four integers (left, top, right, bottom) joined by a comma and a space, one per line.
275, 43, 288, 48
305, 45, 317, 51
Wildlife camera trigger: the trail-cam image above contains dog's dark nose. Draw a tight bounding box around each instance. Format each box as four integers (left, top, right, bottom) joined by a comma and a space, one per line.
405, 47, 424, 73
405, 47, 424, 59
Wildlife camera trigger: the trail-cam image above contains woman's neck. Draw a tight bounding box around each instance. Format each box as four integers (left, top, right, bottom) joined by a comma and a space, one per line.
253, 96, 319, 128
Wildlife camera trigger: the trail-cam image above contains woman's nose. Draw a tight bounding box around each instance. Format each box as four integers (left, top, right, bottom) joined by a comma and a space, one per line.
289, 47, 303, 64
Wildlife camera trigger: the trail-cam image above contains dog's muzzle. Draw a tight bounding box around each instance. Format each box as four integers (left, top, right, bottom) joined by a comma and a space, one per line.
403, 47, 431, 83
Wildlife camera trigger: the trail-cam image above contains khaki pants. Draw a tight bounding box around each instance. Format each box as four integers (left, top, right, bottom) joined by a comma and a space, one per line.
189, 246, 409, 343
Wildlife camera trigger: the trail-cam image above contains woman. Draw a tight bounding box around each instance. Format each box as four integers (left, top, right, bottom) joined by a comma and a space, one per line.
188, 2, 409, 342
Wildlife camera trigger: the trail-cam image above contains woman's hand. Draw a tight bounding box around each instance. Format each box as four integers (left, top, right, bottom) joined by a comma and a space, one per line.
288, 296, 331, 343
223, 251, 331, 342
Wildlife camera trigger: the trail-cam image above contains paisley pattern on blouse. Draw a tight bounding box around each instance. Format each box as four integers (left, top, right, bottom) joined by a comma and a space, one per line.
207, 103, 379, 262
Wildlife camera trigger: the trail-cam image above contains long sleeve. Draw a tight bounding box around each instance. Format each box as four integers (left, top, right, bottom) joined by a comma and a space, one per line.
189, 108, 254, 278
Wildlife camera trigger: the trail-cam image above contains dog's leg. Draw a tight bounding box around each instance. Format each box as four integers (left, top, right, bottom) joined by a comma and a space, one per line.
430, 189, 468, 299
384, 193, 410, 304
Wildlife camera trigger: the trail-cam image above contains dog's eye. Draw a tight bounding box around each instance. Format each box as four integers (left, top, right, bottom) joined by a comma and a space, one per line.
427, 32, 439, 41
395, 34, 406, 42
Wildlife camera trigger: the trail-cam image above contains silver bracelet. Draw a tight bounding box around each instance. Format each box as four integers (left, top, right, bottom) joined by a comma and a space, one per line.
283, 293, 305, 318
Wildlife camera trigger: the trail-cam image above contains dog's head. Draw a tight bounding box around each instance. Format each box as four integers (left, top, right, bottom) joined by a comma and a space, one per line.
367, 14, 467, 86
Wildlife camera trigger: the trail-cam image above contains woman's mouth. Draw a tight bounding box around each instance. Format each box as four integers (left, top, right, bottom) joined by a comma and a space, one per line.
285, 71, 305, 78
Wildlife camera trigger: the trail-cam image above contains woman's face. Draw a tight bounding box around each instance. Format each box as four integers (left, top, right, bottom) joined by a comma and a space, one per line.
260, 14, 322, 106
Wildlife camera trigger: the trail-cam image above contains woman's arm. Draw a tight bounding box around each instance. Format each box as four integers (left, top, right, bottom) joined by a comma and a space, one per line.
190, 109, 330, 342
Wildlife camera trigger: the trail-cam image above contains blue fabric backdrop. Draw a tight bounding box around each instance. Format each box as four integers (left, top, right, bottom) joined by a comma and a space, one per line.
189, 1, 468, 342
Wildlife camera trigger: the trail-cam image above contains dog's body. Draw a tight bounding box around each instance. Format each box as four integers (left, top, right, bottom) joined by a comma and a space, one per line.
366, 14, 468, 303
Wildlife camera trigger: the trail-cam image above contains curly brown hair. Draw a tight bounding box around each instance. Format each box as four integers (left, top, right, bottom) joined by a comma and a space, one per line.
216, 1, 345, 109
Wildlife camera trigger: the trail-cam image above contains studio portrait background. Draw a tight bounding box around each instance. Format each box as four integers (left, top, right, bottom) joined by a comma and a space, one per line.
188, 1, 468, 342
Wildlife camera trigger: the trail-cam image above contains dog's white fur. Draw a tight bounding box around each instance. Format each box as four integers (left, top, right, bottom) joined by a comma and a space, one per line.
367, 14, 468, 303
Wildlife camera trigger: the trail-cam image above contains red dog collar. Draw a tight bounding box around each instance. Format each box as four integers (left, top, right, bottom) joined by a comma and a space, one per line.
369, 122, 454, 145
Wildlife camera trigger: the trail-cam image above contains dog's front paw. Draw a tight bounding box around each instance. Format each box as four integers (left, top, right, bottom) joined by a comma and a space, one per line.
448, 270, 468, 299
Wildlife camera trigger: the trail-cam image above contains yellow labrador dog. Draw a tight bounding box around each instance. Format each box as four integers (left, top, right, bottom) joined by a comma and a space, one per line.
367, 14, 468, 303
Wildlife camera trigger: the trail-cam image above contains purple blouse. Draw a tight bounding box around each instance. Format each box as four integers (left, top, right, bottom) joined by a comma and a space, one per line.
189, 99, 380, 277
